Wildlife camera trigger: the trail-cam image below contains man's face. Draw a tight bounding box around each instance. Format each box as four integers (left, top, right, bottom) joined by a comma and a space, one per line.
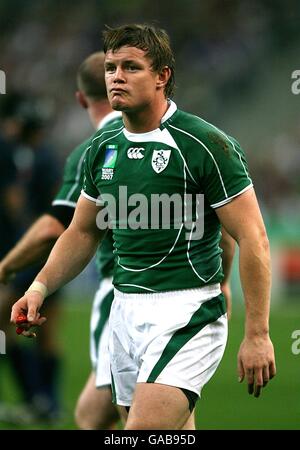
104, 46, 160, 112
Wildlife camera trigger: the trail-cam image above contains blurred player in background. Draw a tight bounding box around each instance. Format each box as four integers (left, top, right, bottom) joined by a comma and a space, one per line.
0, 53, 121, 429
55, 52, 121, 429
0, 93, 62, 423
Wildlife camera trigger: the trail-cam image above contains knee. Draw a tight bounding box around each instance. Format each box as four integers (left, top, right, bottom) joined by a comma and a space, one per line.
125, 420, 147, 430
74, 401, 88, 429
125, 418, 165, 430
74, 400, 97, 430
75, 398, 119, 430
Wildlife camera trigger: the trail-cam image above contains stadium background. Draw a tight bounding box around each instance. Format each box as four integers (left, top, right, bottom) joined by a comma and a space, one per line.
0, 0, 299, 429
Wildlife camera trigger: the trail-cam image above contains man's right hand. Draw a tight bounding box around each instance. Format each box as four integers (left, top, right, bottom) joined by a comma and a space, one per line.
10, 291, 47, 337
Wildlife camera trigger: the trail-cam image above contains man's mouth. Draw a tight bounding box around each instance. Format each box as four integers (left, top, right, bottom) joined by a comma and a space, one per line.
110, 88, 126, 94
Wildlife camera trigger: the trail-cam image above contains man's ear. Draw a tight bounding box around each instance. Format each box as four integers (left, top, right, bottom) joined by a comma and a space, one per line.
156, 66, 171, 90
75, 90, 88, 109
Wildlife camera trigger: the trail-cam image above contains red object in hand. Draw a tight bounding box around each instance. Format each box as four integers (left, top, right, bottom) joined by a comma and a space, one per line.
16, 327, 24, 335
16, 313, 28, 325
16, 313, 28, 335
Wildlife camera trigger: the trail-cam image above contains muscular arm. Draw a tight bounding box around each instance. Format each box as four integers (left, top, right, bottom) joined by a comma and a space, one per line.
219, 227, 235, 319
216, 188, 276, 396
0, 214, 66, 282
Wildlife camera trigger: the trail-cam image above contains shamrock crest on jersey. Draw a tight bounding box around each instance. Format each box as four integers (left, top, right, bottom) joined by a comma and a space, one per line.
151, 150, 171, 173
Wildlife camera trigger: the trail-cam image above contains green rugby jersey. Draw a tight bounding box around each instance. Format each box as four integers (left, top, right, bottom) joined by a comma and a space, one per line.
82, 101, 253, 293
53, 112, 122, 279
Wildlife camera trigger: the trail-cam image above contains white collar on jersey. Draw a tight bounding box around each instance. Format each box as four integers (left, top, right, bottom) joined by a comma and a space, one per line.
122, 100, 177, 141
97, 110, 122, 130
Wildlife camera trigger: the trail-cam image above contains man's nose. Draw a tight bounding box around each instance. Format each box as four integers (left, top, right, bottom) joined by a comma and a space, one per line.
113, 67, 125, 82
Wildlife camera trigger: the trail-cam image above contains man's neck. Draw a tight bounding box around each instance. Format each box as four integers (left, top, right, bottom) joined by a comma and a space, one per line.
122, 99, 169, 134
88, 100, 113, 130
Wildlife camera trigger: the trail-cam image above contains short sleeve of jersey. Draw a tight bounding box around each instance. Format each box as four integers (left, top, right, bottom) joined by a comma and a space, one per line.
200, 133, 253, 208
52, 136, 92, 207
81, 144, 100, 202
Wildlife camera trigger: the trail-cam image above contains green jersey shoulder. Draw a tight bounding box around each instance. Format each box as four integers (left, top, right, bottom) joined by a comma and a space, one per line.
53, 135, 94, 207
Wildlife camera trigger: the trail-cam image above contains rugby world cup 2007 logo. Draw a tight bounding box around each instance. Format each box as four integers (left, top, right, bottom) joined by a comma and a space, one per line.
101, 144, 118, 180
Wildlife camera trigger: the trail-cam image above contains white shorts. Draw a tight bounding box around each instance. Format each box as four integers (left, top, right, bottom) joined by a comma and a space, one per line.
90, 277, 114, 388
109, 284, 228, 407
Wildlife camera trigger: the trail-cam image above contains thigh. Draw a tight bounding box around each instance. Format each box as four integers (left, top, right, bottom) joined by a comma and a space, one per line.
126, 383, 191, 430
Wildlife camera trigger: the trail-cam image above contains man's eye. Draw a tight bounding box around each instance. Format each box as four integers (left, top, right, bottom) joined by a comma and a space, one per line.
105, 66, 115, 72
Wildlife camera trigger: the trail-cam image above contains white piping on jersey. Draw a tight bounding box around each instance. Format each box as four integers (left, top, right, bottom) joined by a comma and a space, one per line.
52, 199, 76, 208
85, 125, 124, 154
81, 190, 98, 203
187, 223, 223, 283
173, 144, 198, 186
211, 183, 253, 209
92, 127, 124, 149
169, 124, 228, 199
117, 223, 184, 272
65, 148, 89, 201
195, 115, 252, 184
118, 284, 157, 292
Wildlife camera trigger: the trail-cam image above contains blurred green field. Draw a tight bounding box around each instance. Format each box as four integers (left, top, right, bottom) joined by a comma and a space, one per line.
0, 300, 299, 430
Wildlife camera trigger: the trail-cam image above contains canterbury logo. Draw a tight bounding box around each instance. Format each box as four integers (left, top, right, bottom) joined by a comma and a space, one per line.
127, 147, 145, 159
